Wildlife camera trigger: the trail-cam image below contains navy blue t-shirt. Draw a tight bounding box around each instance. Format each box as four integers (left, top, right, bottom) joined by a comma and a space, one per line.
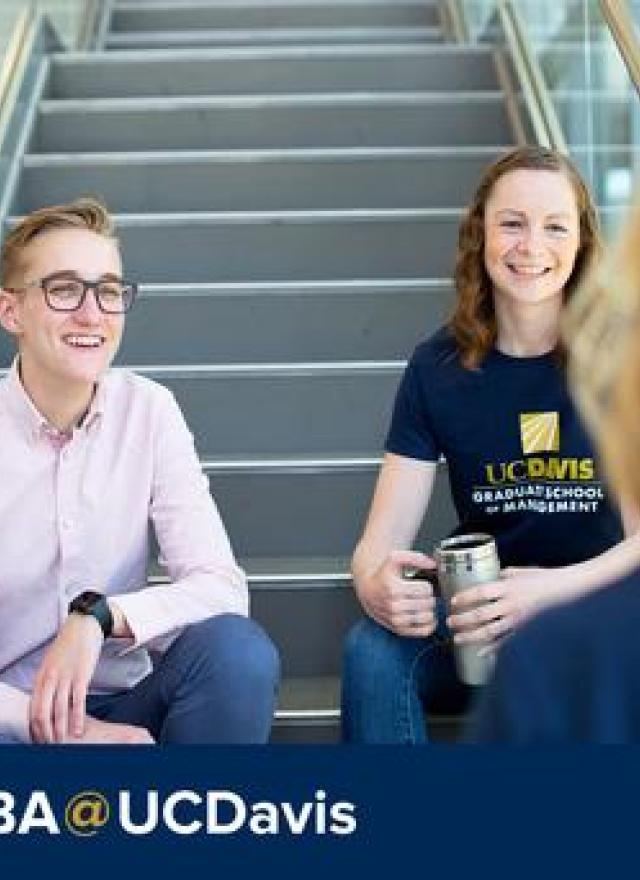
469, 567, 640, 743
385, 326, 623, 567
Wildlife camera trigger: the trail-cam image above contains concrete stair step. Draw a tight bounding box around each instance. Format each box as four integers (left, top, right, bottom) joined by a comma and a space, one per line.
136, 364, 404, 458
48, 46, 500, 99
33, 93, 513, 152
7, 209, 463, 282
199, 461, 457, 560
271, 676, 466, 742
17, 148, 505, 212
109, 2, 442, 32
104, 26, 443, 49
272, 676, 342, 743
138, 455, 456, 578
116, 280, 454, 364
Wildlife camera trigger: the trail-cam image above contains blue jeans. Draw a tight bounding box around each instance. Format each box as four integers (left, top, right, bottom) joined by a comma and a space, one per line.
87, 615, 280, 744
341, 601, 471, 743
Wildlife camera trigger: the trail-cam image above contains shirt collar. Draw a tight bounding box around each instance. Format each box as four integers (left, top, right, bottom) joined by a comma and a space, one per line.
2, 357, 107, 442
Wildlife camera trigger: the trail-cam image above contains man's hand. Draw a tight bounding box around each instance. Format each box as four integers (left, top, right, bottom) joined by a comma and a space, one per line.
29, 614, 104, 744
446, 566, 554, 650
66, 716, 154, 745
358, 549, 437, 638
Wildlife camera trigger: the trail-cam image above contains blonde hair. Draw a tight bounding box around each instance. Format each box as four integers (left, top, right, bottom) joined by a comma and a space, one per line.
450, 146, 601, 369
565, 195, 640, 507
1, 197, 117, 287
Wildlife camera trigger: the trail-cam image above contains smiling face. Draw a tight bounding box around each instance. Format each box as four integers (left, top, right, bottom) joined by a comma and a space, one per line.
484, 169, 581, 312
0, 227, 124, 398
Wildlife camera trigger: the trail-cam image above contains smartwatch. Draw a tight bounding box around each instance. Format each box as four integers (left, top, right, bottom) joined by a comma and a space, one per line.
68, 591, 114, 638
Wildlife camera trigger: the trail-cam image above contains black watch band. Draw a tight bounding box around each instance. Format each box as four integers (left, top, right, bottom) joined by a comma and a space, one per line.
68, 591, 114, 638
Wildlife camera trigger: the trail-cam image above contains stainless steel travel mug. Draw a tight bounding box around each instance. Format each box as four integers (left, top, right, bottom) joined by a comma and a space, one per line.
435, 533, 500, 686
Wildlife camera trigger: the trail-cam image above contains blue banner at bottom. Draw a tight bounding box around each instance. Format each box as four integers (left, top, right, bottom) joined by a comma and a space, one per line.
0, 746, 634, 874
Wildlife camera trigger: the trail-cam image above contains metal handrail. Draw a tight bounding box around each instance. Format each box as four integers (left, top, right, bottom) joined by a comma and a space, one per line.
443, 0, 470, 43
0, 3, 36, 122
445, 0, 568, 153
599, 0, 640, 95
497, 0, 569, 153
77, 0, 104, 51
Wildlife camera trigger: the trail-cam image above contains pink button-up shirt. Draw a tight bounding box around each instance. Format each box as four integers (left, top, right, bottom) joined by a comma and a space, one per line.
0, 361, 248, 742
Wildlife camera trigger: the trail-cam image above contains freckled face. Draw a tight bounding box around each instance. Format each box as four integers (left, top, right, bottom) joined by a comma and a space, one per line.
484, 169, 581, 311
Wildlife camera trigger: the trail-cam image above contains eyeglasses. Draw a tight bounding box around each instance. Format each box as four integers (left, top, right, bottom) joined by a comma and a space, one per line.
7, 272, 138, 314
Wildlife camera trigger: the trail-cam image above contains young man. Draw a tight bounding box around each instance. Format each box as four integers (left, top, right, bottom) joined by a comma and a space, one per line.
0, 198, 279, 744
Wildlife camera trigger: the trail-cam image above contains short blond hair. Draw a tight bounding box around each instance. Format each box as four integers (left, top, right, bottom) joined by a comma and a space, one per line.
1, 197, 117, 287
565, 195, 640, 507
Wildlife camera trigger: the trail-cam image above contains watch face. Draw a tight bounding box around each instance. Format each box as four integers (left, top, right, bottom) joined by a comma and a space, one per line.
70, 591, 105, 614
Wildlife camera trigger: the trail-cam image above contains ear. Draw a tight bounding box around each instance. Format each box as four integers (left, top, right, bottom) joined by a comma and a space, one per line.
0, 288, 24, 337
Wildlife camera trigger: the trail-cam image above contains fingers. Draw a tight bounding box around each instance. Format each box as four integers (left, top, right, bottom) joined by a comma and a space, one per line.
453, 613, 512, 647
399, 583, 434, 604
448, 597, 509, 632
70, 679, 88, 738
29, 673, 57, 744
53, 680, 72, 743
368, 591, 436, 639
389, 599, 437, 638
389, 549, 436, 571
377, 591, 436, 625
30, 670, 89, 744
450, 580, 505, 610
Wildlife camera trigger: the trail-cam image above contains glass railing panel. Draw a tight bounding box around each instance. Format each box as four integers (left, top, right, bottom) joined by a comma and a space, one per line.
43, 0, 95, 49
458, 0, 640, 233
0, 3, 27, 61
0, 0, 89, 63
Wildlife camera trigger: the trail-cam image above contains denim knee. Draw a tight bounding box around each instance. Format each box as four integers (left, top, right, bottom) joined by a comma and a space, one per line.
180, 614, 280, 692
344, 617, 419, 673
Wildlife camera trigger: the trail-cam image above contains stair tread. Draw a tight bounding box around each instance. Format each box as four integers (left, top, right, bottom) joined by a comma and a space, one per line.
131, 277, 454, 293
278, 676, 340, 713
150, 555, 352, 584
54, 44, 496, 62
40, 91, 506, 109
244, 556, 351, 578
24, 146, 510, 163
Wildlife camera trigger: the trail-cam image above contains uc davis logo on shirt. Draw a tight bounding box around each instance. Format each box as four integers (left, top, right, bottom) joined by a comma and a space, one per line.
520, 412, 560, 454
477, 408, 603, 516
484, 410, 595, 484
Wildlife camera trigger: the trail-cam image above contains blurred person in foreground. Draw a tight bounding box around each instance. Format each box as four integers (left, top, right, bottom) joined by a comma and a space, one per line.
470, 194, 640, 743
0, 198, 279, 745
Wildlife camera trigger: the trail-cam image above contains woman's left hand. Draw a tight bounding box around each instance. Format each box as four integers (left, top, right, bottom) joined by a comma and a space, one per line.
446, 567, 556, 651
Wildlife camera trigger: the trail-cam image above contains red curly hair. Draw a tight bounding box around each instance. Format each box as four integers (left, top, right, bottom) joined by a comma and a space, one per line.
450, 146, 601, 369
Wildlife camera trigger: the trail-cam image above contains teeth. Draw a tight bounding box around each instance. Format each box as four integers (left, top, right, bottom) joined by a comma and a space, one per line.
64, 335, 103, 348
508, 265, 548, 276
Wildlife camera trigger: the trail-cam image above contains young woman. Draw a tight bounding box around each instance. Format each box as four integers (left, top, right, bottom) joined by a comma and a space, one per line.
470, 194, 640, 743
341, 146, 640, 744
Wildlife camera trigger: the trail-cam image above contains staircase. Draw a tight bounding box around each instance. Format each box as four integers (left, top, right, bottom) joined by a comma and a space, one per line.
0, 0, 519, 741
